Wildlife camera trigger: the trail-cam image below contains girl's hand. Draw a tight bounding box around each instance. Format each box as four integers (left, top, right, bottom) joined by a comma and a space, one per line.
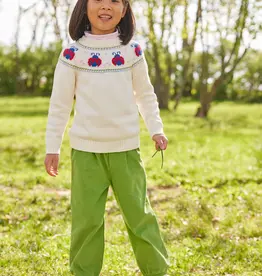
44, 154, 59, 177
152, 134, 168, 151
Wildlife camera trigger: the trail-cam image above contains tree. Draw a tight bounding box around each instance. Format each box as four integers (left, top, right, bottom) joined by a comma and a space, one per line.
10, 0, 72, 95
141, 0, 203, 110
173, 0, 202, 110
142, 0, 178, 109
195, 0, 261, 117
42, 0, 72, 44
13, 2, 37, 94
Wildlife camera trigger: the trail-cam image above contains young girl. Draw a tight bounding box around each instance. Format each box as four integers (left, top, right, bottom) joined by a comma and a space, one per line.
44, 0, 170, 275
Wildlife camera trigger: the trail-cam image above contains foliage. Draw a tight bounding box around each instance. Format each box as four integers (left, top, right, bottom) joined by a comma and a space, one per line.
0, 43, 261, 103
0, 43, 62, 96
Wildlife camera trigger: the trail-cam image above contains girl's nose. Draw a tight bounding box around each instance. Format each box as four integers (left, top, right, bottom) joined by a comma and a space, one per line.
101, 5, 112, 10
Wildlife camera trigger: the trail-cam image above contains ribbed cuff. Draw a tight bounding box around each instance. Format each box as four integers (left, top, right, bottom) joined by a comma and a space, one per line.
46, 148, 61, 154
46, 137, 62, 154
69, 135, 140, 153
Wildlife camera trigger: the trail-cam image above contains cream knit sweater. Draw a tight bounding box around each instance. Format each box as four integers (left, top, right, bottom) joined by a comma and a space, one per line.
45, 30, 164, 154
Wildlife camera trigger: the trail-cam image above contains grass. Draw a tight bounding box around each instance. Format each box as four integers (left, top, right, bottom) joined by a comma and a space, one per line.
0, 97, 261, 275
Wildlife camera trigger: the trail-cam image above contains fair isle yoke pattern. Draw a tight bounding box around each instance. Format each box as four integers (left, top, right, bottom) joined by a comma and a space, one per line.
59, 40, 144, 73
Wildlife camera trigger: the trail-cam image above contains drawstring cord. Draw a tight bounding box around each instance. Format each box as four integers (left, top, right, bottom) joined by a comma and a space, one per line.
152, 149, 164, 169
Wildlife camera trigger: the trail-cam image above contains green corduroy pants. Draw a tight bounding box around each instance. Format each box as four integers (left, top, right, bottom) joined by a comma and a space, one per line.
70, 148, 170, 276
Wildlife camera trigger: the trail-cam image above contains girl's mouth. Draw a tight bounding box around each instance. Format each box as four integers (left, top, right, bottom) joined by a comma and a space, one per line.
98, 15, 113, 22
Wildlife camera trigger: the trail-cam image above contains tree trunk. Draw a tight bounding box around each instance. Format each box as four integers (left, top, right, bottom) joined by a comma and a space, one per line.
147, 2, 169, 110
196, 77, 223, 118
14, 5, 22, 94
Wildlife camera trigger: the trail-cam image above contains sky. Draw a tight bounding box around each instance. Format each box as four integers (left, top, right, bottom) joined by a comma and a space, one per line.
1, 0, 261, 51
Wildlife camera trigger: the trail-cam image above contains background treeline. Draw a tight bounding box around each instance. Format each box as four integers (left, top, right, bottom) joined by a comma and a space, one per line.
0, 0, 261, 117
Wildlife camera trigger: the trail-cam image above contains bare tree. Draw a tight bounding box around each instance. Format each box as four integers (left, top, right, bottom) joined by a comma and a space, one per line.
195, 0, 260, 117
142, 0, 202, 110
12, 0, 72, 94
142, 0, 179, 109
174, 0, 202, 110
14, 2, 37, 94
14, 0, 72, 51
42, 0, 72, 44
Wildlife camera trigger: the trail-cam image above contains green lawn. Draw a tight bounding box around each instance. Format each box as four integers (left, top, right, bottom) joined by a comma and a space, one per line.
0, 97, 261, 275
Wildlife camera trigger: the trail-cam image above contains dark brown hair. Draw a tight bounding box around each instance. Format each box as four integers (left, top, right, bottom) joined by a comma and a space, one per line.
69, 0, 136, 45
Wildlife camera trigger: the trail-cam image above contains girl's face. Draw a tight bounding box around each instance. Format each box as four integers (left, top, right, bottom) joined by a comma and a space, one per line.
87, 0, 127, 35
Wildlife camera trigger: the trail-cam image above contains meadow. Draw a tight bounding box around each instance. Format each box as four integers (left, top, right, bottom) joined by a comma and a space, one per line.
0, 97, 261, 275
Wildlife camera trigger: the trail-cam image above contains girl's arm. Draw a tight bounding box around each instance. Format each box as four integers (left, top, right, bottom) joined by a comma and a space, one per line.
45, 55, 76, 154
132, 46, 164, 139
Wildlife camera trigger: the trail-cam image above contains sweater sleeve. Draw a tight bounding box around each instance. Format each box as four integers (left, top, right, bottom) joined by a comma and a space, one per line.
132, 46, 164, 138
45, 54, 76, 154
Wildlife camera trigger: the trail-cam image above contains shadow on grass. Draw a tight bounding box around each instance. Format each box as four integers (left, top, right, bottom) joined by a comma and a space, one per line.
207, 177, 262, 187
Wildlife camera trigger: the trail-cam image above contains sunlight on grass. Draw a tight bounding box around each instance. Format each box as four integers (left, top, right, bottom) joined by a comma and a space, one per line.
0, 97, 261, 275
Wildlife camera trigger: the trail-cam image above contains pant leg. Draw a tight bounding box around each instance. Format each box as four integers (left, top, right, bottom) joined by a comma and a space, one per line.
70, 149, 111, 276
109, 148, 170, 276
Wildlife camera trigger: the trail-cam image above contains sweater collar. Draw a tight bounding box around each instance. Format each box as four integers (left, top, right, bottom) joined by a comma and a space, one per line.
77, 29, 122, 48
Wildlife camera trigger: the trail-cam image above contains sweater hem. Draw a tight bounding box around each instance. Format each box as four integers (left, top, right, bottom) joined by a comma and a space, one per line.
69, 135, 140, 153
